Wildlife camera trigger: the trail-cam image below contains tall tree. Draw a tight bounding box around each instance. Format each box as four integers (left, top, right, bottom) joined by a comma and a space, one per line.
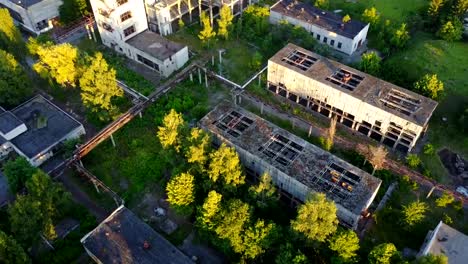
3, 157, 37, 193
367, 145, 388, 175
59, 0, 90, 25
198, 12, 216, 47
401, 201, 428, 228
32, 43, 80, 87
414, 74, 444, 100
0, 229, 31, 264
362, 7, 380, 26
79, 52, 123, 113
415, 254, 448, 264
197, 190, 222, 230
360, 51, 381, 76
249, 172, 278, 209
0, 50, 33, 107
368, 243, 399, 264
166, 172, 195, 207
241, 219, 274, 259
452, 0, 468, 17
8, 195, 45, 245
0, 8, 25, 59
390, 23, 410, 49
428, 0, 446, 17
217, 5, 234, 40
275, 243, 309, 264
185, 127, 211, 168
291, 193, 338, 242
436, 19, 463, 42
157, 109, 185, 152
215, 199, 251, 254
208, 143, 245, 187
328, 229, 360, 262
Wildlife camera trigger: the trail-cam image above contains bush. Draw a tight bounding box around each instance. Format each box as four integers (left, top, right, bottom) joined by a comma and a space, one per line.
435, 192, 454, 207
423, 144, 435, 155
406, 154, 421, 168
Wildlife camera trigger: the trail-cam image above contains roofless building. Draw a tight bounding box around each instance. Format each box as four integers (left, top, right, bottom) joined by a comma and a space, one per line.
267, 43, 438, 152
200, 103, 382, 230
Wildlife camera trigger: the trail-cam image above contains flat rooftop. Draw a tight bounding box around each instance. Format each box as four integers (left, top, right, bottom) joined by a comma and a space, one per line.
0, 111, 24, 134
10, 95, 82, 158
271, 0, 368, 39
7, 0, 44, 8
420, 221, 468, 264
269, 44, 438, 126
81, 206, 193, 264
126, 30, 186, 61
200, 103, 382, 215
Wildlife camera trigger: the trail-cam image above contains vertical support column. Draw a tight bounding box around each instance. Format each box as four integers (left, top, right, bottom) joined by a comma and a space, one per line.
139, 112, 143, 119
90, 25, 97, 42
190, 72, 193, 82
426, 186, 435, 199
85, 24, 92, 40
79, 159, 84, 167
211, 55, 215, 66
261, 103, 264, 115
198, 68, 202, 84
110, 134, 116, 147
308, 125, 313, 137
204, 70, 208, 88
238, 95, 242, 104
93, 181, 100, 193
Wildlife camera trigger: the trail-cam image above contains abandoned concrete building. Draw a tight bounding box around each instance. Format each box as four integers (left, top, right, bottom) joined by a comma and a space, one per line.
267, 44, 438, 152
81, 205, 193, 264
0, 95, 85, 167
200, 103, 382, 230
145, 0, 257, 36
90, 0, 189, 77
0, 0, 62, 35
417, 221, 468, 264
270, 0, 369, 55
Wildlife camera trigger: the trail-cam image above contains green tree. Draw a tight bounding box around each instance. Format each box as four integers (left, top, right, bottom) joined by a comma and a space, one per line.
452, 0, 468, 17
185, 127, 211, 168
242, 5, 270, 37
3, 157, 37, 193
0, 229, 31, 264
368, 243, 399, 264
199, 12, 216, 46
423, 144, 435, 155
217, 5, 234, 40
328, 229, 360, 262
314, 0, 328, 9
428, 0, 446, 17
435, 192, 454, 207
166, 172, 195, 207
414, 254, 448, 264
406, 154, 421, 168
0, 50, 33, 107
250, 51, 263, 71
32, 43, 80, 87
275, 243, 308, 264
215, 199, 251, 254
342, 14, 351, 23
208, 143, 245, 187
436, 19, 463, 42
0, 8, 25, 59
362, 7, 380, 26
249, 172, 278, 209
401, 201, 428, 228
241, 219, 274, 259
291, 193, 338, 242
157, 109, 185, 152
59, 0, 90, 25
79, 52, 123, 113
414, 74, 444, 100
390, 23, 410, 49
360, 51, 381, 76
8, 195, 45, 245
197, 190, 222, 230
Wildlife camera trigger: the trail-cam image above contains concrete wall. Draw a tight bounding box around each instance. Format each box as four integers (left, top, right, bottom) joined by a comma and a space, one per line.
270, 11, 368, 55
0, 0, 61, 34
267, 62, 424, 151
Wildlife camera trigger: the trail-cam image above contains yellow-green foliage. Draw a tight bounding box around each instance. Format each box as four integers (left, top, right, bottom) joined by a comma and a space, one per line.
435, 192, 454, 207
328, 229, 360, 261
198, 190, 223, 229
208, 143, 245, 186
401, 201, 428, 228
166, 172, 195, 206
186, 128, 210, 166
414, 74, 444, 100
291, 193, 338, 242
198, 11, 216, 45
157, 109, 185, 151
362, 7, 380, 26
79, 52, 122, 111
368, 243, 398, 264
217, 5, 234, 40
342, 14, 351, 23
242, 219, 274, 259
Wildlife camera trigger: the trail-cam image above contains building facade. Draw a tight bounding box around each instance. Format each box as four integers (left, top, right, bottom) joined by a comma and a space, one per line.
0, 0, 62, 35
267, 44, 438, 152
90, 0, 189, 77
270, 0, 369, 55
200, 103, 382, 230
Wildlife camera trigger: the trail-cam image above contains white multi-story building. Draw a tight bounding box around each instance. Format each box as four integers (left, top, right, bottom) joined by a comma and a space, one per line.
270, 0, 369, 55
267, 44, 438, 152
0, 0, 62, 35
90, 0, 189, 77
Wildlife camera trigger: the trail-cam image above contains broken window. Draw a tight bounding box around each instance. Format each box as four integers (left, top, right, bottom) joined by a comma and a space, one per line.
380, 89, 421, 116
281, 50, 318, 71
258, 133, 304, 167
214, 110, 254, 138
314, 162, 362, 200
325, 68, 364, 91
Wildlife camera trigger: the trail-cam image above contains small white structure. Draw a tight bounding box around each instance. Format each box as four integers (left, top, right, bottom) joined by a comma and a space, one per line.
0, 0, 62, 35
90, 0, 189, 77
0, 95, 85, 167
418, 221, 468, 264
270, 0, 369, 55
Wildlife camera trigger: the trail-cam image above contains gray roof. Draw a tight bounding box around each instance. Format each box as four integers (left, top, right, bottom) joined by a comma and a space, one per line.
10, 95, 82, 158
419, 221, 468, 264
200, 103, 382, 215
81, 206, 193, 264
271, 0, 368, 39
0, 135, 6, 145
7, 0, 45, 8
126, 30, 186, 61
0, 111, 24, 134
